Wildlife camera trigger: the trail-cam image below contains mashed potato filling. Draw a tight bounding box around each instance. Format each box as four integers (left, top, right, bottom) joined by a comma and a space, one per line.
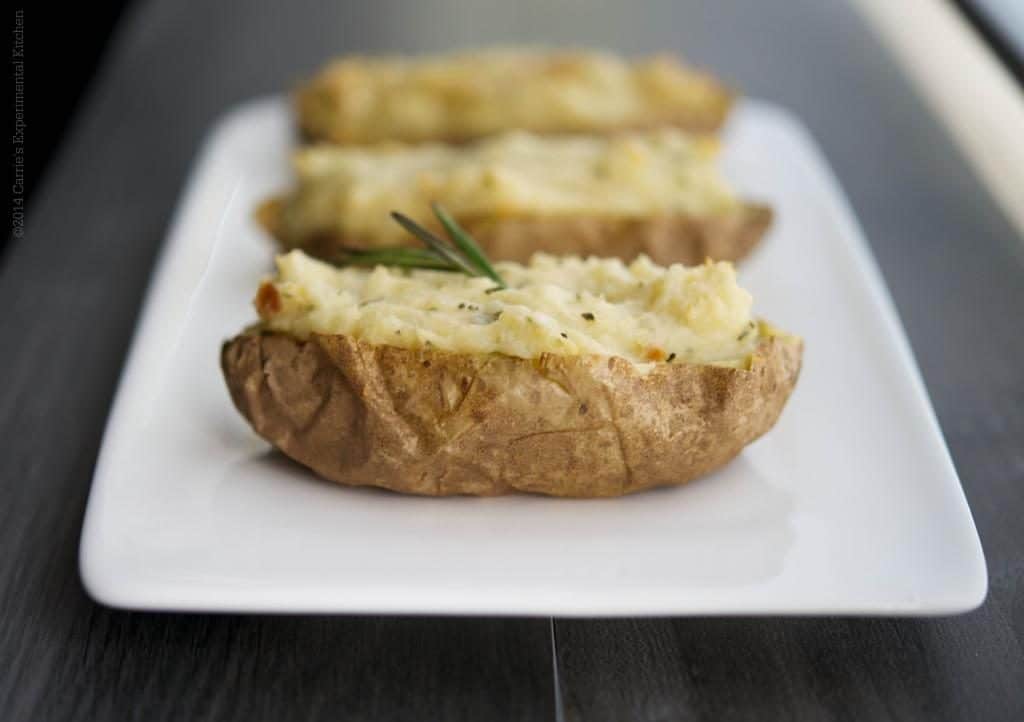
281, 130, 739, 245
257, 251, 762, 367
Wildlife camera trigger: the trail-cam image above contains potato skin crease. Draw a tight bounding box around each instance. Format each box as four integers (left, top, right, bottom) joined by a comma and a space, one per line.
258, 202, 773, 267
221, 331, 802, 497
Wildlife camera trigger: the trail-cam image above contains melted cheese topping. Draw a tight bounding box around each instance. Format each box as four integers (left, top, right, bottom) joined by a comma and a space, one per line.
278, 130, 739, 245
298, 48, 731, 144
257, 251, 762, 367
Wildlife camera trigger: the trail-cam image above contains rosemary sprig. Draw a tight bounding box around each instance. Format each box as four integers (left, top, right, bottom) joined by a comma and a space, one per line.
431, 202, 505, 288
331, 204, 507, 289
390, 211, 483, 279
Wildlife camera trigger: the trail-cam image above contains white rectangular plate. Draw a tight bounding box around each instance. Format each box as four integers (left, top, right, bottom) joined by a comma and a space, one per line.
79, 98, 986, 615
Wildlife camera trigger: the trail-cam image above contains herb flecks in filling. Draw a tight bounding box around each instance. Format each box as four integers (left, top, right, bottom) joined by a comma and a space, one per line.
258, 251, 761, 367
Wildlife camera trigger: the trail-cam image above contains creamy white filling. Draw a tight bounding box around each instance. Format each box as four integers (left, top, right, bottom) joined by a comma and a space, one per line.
258, 251, 761, 367
282, 130, 738, 244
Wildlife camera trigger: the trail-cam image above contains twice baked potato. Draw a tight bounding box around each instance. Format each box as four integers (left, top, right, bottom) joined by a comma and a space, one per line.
258, 130, 773, 267
222, 251, 802, 497
296, 48, 733, 145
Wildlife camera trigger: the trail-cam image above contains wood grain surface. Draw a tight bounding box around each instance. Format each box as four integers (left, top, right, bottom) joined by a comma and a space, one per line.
1, 1, 1021, 720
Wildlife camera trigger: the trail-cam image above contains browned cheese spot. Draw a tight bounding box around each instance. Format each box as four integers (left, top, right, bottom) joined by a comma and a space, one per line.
255, 282, 282, 317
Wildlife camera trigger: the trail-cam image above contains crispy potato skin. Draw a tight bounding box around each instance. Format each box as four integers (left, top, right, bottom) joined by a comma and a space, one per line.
462, 206, 772, 266
257, 202, 773, 267
221, 332, 802, 497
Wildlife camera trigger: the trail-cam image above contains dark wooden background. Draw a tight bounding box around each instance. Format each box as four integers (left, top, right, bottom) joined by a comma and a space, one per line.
2, 1, 1022, 719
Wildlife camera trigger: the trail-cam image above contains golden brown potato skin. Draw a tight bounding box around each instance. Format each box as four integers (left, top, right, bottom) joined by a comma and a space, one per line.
221, 331, 802, 497
257, 201, 773, 267
462, 205, 772, 266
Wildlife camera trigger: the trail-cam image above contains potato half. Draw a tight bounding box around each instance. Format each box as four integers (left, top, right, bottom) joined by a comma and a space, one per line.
296, 48, 733, 145
221, 252, 802, 497
259, 130, 772, 267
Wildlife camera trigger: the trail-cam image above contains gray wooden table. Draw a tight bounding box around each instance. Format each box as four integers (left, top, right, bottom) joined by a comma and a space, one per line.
2, 1, 1022, 719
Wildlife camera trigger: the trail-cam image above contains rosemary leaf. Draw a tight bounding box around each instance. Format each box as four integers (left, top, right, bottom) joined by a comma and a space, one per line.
390, 212, 481, 278
431, 203, 506, 288
325, 205, 509, 285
